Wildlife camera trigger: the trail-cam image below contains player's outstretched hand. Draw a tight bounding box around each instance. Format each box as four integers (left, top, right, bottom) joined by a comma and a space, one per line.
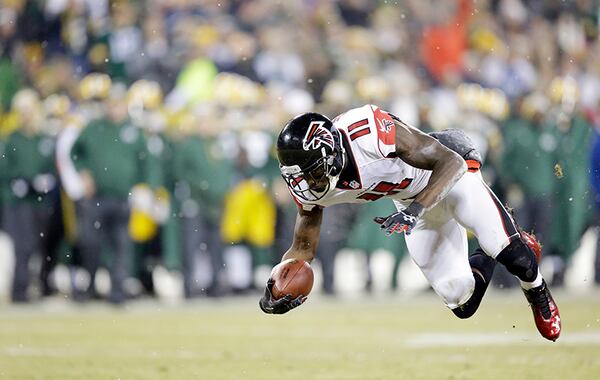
374, 210, 418, 236
259, 278, 306, 314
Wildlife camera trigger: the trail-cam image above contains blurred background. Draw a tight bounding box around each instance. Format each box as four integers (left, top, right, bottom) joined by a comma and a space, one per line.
0, 0, 599, 306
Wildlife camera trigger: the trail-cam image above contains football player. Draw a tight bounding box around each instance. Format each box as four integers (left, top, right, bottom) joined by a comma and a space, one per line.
259, 105, 561, 342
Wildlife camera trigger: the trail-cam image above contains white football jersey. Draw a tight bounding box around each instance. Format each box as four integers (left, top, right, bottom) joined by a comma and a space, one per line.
290, 104, 432, 211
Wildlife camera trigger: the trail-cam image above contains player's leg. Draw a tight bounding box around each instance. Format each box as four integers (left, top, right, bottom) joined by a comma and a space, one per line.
452, 247, 496, 319
446, 172, 561, 341
397, 198, 496, 319
74, 198, 104, 300
403, 219, 474, 310
447, 173, 539, 284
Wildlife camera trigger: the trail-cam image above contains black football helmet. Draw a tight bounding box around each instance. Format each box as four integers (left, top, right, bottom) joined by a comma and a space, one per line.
277, 112, 346, 202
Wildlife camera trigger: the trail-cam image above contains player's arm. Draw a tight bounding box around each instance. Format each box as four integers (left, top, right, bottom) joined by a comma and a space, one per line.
395, 120, 467, 211
259, 206, 322, 314
375, 119, 467, 235
281, 206, 323, 262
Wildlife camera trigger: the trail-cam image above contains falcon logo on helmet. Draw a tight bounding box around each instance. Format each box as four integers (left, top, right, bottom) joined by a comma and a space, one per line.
302, 121, 335, 151
277, 113, 346, 202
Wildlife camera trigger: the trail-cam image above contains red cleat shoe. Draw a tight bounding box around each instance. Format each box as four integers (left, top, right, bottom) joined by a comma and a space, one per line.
523, 280, 561, 341
520, 230, 542, 262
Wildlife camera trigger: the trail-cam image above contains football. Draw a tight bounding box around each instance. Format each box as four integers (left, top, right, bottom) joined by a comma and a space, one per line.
270, 258, 314, 299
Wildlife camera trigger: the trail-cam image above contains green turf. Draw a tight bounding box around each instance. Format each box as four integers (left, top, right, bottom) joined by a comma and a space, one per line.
1, 291, 600, 379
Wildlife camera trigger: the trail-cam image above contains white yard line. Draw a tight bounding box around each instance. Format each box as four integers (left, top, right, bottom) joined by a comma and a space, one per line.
405, 331, 600, 347
4, 331, 600, 359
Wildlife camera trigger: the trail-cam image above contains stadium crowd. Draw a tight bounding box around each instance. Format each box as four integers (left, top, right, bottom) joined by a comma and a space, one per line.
0, 0, 599, 304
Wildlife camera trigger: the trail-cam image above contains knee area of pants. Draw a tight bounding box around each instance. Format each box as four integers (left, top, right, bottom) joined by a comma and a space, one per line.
433, 276, 475, 310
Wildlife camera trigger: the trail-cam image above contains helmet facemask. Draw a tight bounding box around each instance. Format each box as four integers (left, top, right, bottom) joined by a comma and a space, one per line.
280, 142, 345, 202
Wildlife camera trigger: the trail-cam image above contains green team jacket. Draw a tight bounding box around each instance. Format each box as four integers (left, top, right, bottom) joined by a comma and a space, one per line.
172, 135, 232, 224
500, 116, 556, 198
549, 115, 593, 259
2, 130, 56, 205
0, 58, 23, 112
144, 132, 174, 191
72, 118, 149, 200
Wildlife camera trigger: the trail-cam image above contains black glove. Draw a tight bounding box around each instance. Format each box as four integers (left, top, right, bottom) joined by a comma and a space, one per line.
259, 278, 305, 314
374, 202, 423, 236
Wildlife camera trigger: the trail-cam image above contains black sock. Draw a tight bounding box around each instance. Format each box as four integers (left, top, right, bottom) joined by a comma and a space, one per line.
452, 249, 496, 319
470, 249, 497, 283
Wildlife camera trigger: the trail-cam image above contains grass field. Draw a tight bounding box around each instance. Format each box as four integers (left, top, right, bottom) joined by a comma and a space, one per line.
1, 290, 600, 380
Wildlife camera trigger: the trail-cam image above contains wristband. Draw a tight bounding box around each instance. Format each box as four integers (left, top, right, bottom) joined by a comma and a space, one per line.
405, 201, 424, 217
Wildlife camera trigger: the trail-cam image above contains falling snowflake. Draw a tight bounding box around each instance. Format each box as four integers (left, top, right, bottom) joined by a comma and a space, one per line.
554, 163, 563, 179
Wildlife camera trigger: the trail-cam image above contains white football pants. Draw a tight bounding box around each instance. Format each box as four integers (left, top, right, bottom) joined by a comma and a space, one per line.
394, 172, 519, 309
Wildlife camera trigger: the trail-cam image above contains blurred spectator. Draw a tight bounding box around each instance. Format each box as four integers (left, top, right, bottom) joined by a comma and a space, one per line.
2, 89, 58, 302
172, 112, 231, 298
347, 200, 406, 292
495, 93, 556, 288
70, 80, 149, 304
127, 79, 173, 295
546, 96, 593, 285
0, 0, 23, 112
317, 204, 358, 295
221, 144, 277, 293
52, 92, 86, 294
107, 2, 144, 81
419, 0, 471, 83
38, 93, 75, 297
253, 26, 305, 87
499, 94, 555, 249
0, 55, 23, 112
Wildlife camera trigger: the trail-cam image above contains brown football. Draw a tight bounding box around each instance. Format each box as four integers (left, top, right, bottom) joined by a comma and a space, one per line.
271, 258, 314, 299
